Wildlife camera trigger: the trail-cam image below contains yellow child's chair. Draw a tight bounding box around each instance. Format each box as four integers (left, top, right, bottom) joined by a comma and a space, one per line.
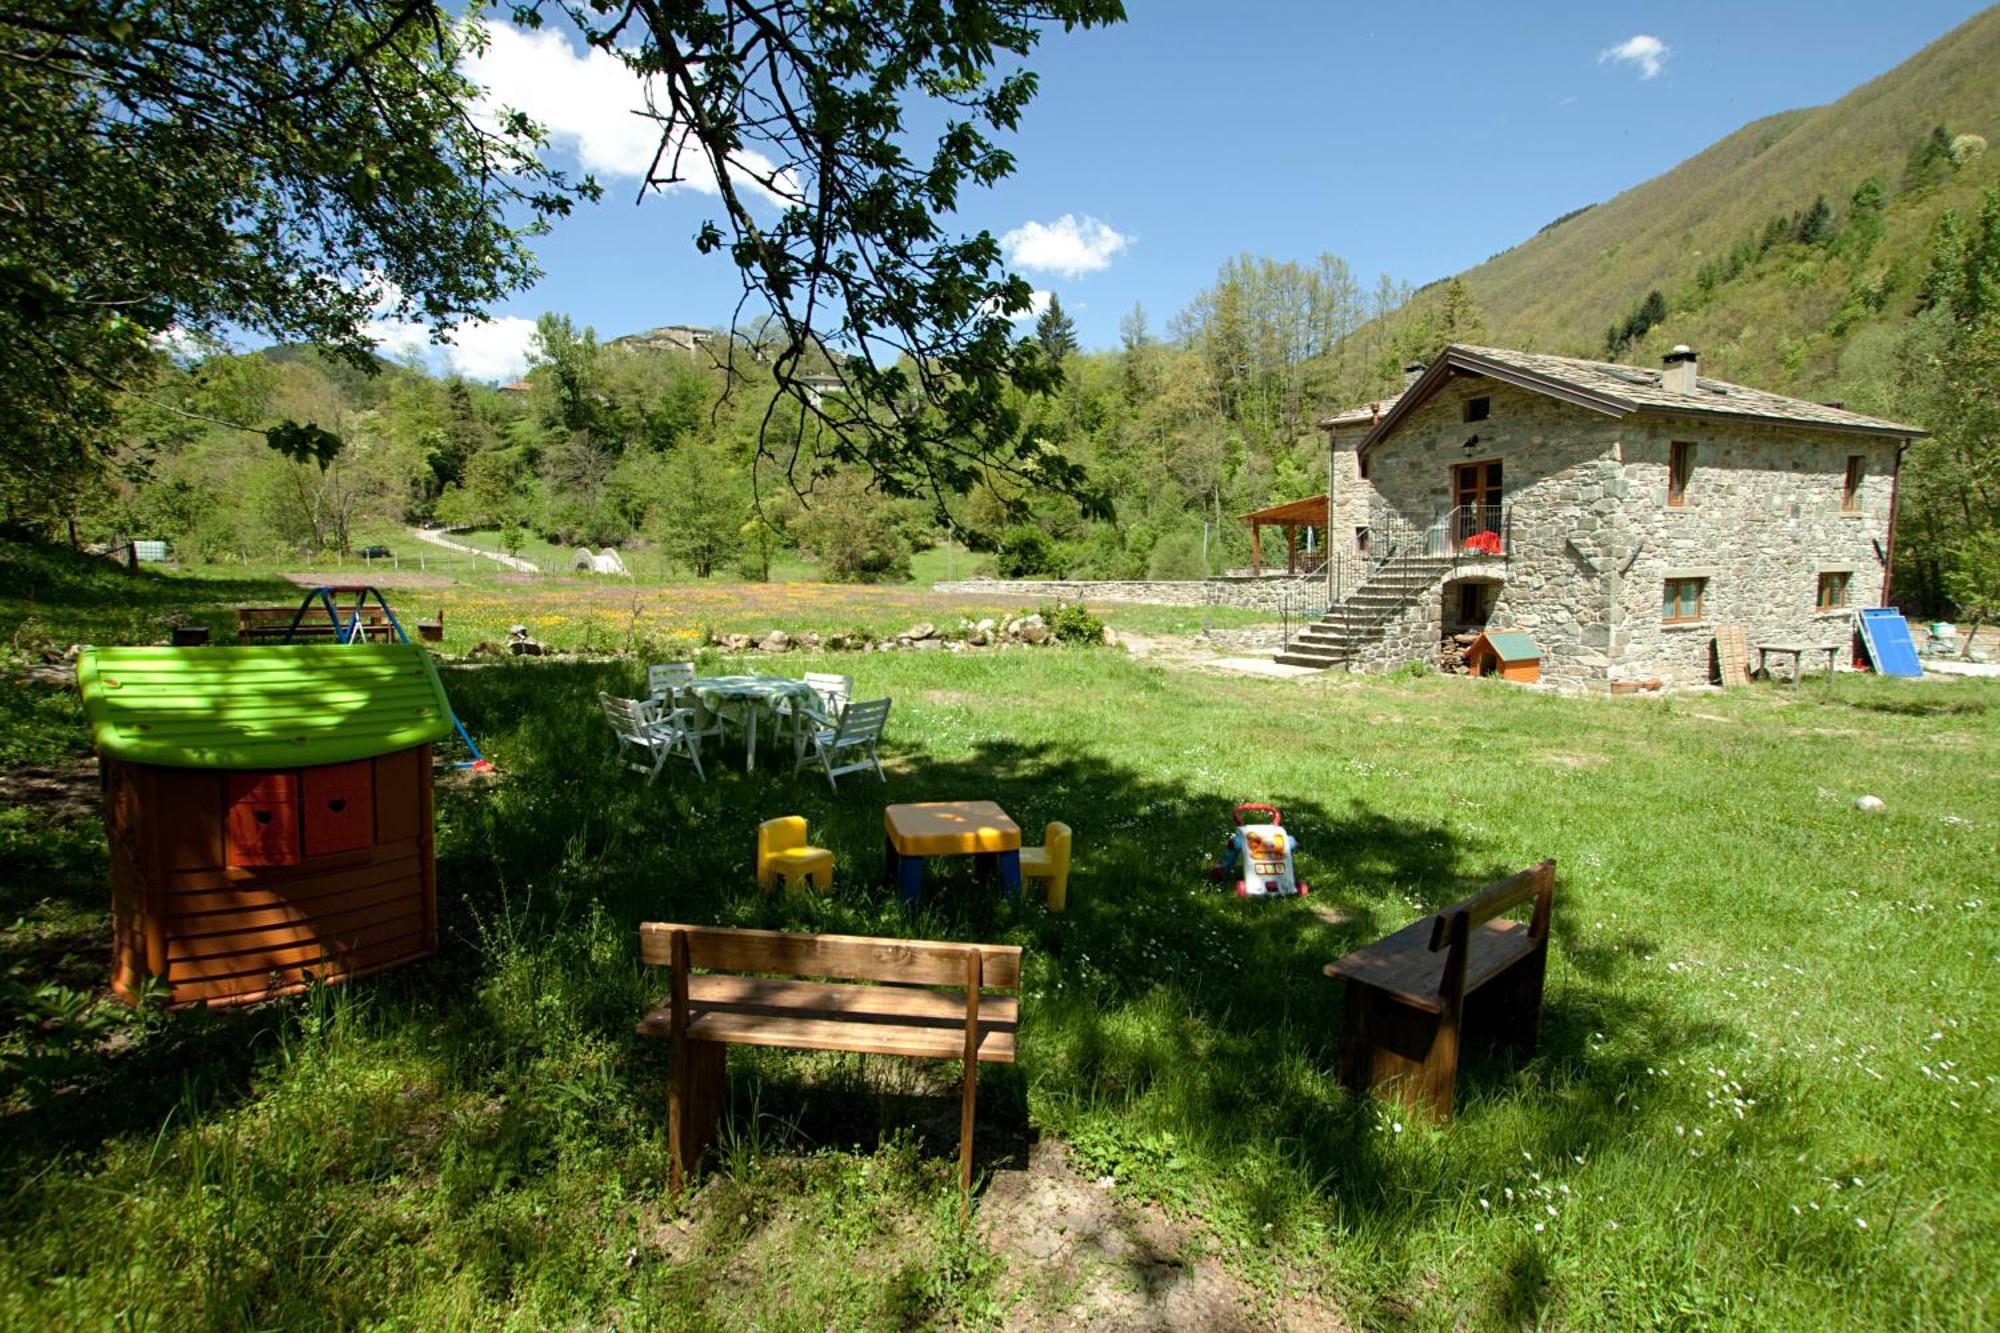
1019, 821, 1073, 911
756, 816, 834, 893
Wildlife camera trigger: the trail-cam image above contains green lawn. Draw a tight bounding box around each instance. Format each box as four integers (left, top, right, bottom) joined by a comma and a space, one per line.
2, 541, 1994, 1328
0, 539, 1275, 657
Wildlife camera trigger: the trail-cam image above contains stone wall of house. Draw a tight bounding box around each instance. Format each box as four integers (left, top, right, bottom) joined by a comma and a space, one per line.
1351, 378, 1626, 688
1317, 372, 1906, 690
1323, 425, 1374, 597
929, 575, 1310, 613
1607, 420, 1898, 685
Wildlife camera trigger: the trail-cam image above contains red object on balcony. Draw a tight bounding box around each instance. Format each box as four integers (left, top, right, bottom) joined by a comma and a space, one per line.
1462, 530, 1503, 556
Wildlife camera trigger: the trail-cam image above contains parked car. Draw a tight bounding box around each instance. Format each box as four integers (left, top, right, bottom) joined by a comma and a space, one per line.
358, 545, 393, 559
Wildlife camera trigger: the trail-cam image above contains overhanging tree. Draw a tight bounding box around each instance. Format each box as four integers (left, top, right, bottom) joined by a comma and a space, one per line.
541, 0, 1125, 522
0, 1, 585, 517
3, 0, 1125, 532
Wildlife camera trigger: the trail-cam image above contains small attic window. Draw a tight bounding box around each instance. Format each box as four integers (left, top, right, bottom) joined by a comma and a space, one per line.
1463, 396, 1490, 423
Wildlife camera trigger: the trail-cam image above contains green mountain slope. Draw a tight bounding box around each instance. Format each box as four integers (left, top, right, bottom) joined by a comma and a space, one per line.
1450, 5, 2000, 408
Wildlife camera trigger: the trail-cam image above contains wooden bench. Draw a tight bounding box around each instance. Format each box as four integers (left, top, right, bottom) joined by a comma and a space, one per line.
235, 605, 443, 643
636, 923, 1021, 1199
1323, 860, 1555, 1120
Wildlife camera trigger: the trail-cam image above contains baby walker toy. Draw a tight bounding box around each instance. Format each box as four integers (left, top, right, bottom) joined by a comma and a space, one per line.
1207, 804, 1308, 898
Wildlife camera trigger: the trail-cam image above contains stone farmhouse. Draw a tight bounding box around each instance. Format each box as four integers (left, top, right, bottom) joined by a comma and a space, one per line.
1272, 343, 1926, 689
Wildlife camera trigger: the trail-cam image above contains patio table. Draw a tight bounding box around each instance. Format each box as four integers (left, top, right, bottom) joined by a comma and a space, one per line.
1755, 641, 1840, 688
688, 675, 821, 772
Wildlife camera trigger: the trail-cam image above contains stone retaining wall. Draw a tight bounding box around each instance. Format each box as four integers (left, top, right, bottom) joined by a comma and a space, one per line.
929, 576, 1305, 613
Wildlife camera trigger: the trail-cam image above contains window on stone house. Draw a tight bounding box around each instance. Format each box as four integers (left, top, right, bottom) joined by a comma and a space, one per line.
1668, 441, 1696, 507
1355, 526, 1371, 555
1358, 452, 1371, 480
1817, 571, 1852, 610
1464, 396, 1490, 423
1843, 455, 1864, 512
1662, 576, 1706, 624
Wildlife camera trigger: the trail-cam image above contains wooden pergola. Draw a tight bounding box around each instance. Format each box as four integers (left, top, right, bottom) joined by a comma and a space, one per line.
1239, 493, 1329, 575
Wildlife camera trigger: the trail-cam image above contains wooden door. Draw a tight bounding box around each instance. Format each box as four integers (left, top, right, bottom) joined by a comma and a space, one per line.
1453, 461, 1502, 547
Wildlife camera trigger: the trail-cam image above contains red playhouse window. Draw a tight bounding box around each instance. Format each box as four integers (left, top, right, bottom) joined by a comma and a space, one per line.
303, 760, 375, 857
226, 771, 301, 866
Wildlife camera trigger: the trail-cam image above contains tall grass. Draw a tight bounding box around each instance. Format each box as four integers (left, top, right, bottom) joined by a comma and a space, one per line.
2, 589, 1994, 1326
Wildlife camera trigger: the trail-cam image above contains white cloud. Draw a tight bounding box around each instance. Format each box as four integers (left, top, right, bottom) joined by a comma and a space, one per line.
981, 289, 1051, 323
367, 315, 540, 382
1001, 215, 1130, 277
1599, 34, 1669, 80
441, 318, 541, 381
464, 20, 794, 198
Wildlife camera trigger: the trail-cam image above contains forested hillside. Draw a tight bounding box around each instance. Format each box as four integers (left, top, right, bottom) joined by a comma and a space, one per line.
1444, 5, 2000, 403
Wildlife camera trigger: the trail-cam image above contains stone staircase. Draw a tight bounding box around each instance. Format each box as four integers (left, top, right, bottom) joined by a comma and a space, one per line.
1273, 554, 1456, 670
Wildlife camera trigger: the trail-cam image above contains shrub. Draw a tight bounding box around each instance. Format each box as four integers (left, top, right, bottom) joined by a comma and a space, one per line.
1145, 529, 1209, 579
995, 525, 1057, 578
1041, 601, 1105, 645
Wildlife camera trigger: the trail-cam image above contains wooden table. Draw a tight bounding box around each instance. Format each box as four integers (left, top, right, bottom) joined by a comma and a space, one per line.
883, 800, 1022, 907
688, 675, 818, 772
1756, 641, 1841, 687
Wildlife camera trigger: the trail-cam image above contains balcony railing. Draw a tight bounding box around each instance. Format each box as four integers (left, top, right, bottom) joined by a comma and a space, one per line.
1427, 504, 1507, 557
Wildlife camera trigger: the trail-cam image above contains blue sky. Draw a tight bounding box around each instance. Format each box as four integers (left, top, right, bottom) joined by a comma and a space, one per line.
379, 1, 1994, 379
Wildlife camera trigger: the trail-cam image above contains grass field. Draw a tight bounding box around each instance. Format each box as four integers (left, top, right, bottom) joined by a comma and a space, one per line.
2, 541, 1996, 1328
0, 538, 1270, 655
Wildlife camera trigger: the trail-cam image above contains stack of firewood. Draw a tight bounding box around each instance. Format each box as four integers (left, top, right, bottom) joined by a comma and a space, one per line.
1440, 631, 1479, 674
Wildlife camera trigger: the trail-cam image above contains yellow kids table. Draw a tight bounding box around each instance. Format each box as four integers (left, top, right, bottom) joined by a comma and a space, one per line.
883, 800, 1022, 906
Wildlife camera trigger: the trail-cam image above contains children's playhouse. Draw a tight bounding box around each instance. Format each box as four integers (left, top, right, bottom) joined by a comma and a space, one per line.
77, 643, 454, 1006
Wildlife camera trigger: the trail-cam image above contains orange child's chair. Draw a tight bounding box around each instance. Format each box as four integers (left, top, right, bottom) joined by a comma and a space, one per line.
1019, 821, 1073, 911
756, 816, 835, 893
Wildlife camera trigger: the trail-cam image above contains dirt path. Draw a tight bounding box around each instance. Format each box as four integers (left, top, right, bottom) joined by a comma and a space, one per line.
979, 1140, 1348, 1330
405, 527, 541, 573
1118, 631, 1325, 680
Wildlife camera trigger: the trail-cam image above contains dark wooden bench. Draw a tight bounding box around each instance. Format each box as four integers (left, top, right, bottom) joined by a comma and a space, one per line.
1323, 859, 1555, 1120
637, 923, 1021, 1199
235, 605, 443, 643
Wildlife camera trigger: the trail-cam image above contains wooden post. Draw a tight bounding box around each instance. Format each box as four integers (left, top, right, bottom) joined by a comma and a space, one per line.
1250, 523, 1262, 576
667, 928, 724, 1192
959, 948, 982, 1213
1286, 524, 1297, 574
1427, 910, 1470, 1121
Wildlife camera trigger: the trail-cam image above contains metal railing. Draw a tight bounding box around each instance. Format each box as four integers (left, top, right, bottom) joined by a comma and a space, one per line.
1426, 504, 1508, 558
1283, 502, 1514, 660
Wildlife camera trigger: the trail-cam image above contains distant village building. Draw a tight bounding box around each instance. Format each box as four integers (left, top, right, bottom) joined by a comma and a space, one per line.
611, 324, 721, 359
1273, 343, 1925, 689
794, 371, 845, 407
497, 379, 532, 395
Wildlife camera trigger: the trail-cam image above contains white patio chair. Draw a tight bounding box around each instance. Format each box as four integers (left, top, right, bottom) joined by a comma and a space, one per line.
648, 661, 730, 747
600, 691, 706, 784
646, 662, 696, 705
805, 672, 854, 714
779, 672, 854, 756
794, 697, 890, 791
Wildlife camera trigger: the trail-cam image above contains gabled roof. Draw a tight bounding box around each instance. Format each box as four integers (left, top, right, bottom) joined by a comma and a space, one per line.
77, 644, 455, 769
1470, 630, 1540, 662
1321, 344, 1925, 446
1320, 392, 1404, 429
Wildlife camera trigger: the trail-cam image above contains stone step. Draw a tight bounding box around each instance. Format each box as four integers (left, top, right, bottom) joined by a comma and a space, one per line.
1272, 649, 1344, 670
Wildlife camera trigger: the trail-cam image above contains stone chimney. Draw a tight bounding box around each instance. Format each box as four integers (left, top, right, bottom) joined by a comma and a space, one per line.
1662, 345, 1698, 394
1402, 361, 1427, 390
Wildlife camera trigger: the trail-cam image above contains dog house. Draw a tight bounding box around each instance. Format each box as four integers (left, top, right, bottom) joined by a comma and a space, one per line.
77, 644, 454, 1007
1464, 630, 1542, 684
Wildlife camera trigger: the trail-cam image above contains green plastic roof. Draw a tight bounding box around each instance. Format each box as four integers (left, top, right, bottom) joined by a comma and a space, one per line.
1475, 631, 1541, 662
76, 644, 455, 769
